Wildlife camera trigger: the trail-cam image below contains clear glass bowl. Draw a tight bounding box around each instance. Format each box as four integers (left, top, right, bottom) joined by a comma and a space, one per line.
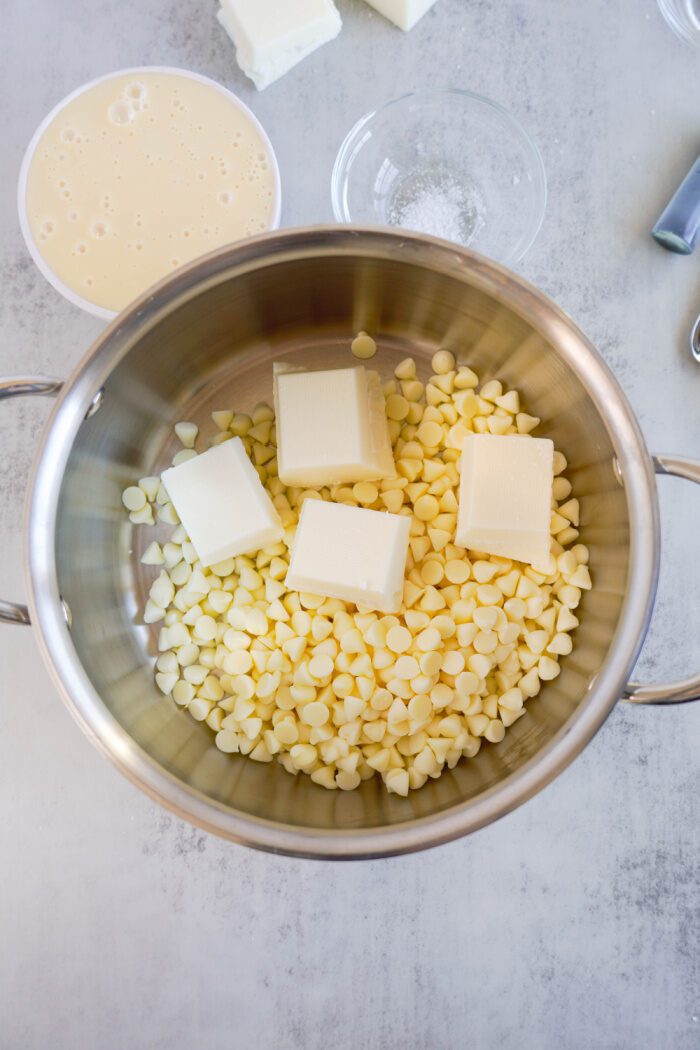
331, 89, 546, 266
658, 0, 700, 46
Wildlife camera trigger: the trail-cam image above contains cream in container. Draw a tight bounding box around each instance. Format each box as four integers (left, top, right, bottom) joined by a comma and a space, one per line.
18, 67, 281, 319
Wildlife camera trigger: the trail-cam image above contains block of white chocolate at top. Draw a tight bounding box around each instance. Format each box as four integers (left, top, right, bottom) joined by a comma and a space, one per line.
456, 434, 554, 568
286, 500, 410, 613
274, 363, 395, 487
363, 0, 438, 31
161, 438, 283, 568
217, 0, 342, 91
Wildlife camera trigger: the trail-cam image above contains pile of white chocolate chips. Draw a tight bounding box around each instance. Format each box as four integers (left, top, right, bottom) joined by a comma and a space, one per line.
122, 344, 591, 796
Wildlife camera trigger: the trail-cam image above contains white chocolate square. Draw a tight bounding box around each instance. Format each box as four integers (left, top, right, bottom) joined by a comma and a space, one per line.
161, 438, 283, 567
274, 364, 395, 487
286, 500, 410, 613
456, 434, 554, 567
217, 0, 342, 90
363, 0, 438, 31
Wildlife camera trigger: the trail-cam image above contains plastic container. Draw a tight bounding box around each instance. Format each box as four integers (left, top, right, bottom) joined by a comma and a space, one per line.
17, 66, 282, 321
331, 89, 546, 266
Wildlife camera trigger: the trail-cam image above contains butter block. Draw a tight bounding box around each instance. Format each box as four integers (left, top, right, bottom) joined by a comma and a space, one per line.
274, 364, 395, 487
456, 434, 554, 567
162, 438, 283, 567
363, 0, 438, 31
286, 500, 410, 613
217, 0, 342, 90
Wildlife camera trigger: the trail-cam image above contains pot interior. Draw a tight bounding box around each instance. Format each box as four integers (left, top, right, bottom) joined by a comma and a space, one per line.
51, 236, 633, 837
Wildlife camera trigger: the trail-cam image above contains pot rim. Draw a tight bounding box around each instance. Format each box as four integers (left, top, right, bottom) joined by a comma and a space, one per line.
24, 226, 659, 859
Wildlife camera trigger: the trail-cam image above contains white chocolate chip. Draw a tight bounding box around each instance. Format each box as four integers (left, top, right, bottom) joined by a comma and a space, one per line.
351, 331, 377, 360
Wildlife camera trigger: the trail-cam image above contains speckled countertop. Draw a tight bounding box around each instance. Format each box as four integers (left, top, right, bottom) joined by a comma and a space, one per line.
1, 2, 699, 1048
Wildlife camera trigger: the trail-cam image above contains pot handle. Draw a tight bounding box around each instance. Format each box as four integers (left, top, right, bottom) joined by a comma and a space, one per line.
624, 453, 700, 704
0, 376, 63, 626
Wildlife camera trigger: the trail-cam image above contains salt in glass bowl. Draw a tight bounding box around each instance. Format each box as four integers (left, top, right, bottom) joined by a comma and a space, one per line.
331, 89, 547, 267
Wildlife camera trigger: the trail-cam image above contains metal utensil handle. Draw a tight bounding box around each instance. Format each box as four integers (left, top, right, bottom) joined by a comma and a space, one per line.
624, 454, 700, 704
0, 376, 63, 626
691, 313, 700, 363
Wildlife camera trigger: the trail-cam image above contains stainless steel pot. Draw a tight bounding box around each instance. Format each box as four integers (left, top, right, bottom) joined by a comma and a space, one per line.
2, 227, 699, 859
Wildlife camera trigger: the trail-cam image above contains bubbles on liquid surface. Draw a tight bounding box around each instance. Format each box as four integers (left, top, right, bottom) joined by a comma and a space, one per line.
125, 82, 147, 101
108, 99, 135, 126
217, 190, 234, 206
61, 126, 79, 144
74, 242, 87, 255
91, 220, 109, 239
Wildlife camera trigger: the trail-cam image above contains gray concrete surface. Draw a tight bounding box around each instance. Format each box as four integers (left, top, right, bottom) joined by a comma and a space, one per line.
1, 1, 699, 1047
